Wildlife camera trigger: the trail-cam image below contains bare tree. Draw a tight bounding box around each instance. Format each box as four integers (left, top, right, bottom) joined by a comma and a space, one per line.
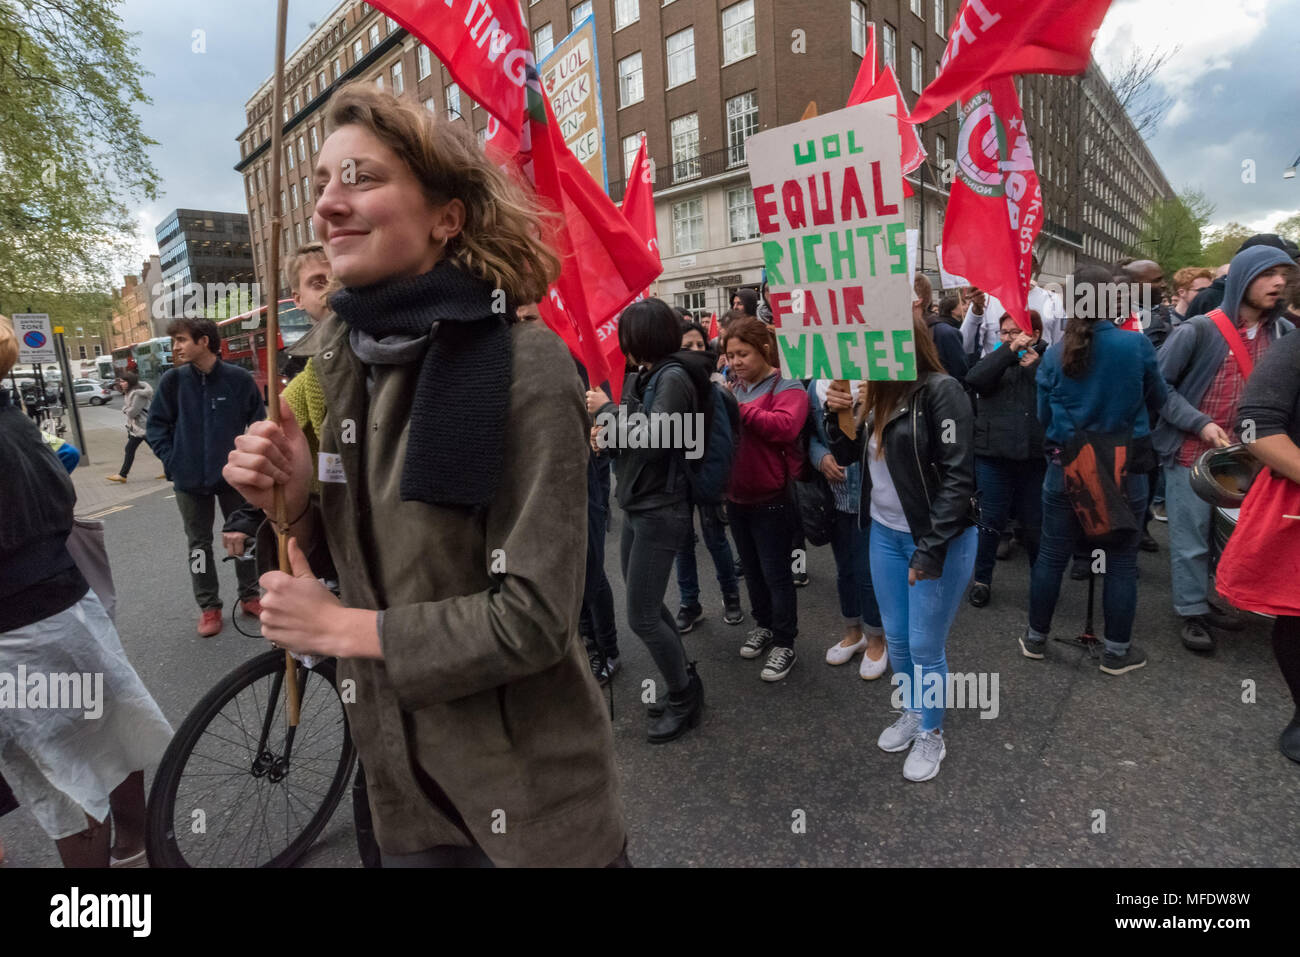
1106, 46, 1179, 140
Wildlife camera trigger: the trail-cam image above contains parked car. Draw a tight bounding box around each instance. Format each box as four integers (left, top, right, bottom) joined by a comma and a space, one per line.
72, 378, 115, 406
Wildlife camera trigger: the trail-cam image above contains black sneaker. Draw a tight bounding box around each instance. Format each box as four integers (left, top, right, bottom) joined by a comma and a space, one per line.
588, 652, 621, 686
1019, 631, 1046, 660
968, 582, 991, 608
1070, 556, 1091, 581
1202, 609, 1245, 632
722, 592, 744, 625
1100, 644, 1147, 675
760, 646, 797, 681
1139, 531, 1159, 553
740, 627, 774, 659
1180, 616, 1216, 653
675, 604, 704, 634
792, 571, 810, 588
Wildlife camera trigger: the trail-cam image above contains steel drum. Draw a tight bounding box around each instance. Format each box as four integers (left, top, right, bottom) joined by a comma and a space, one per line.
1190, 444, 1262, 509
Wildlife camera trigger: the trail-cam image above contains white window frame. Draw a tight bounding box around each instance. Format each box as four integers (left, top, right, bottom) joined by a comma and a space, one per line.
666, 28, 695, 89
910, 45, 923, 94
534, 23, 554, 60
289, 183, 298, 209
353, 39, 364, 63
368, 24, 380, 49
418, 45, 431, 79
726, 91, 758, 167
614, 0, 639, 30
910, 0, 924, 17
722, 0, 756, 65
446, 82, 462, 118
882, 23, 897, 71
935, 134, 947, 167
672, 197, 704, 254
296, 136, 305, 162
622, 131, 644, 179
571, 0, 593, 30
391, 60, 404, 94
618, 52, 644, 108
851, 2, 867, 57
934, 0, 946, 35
670, 113, 700, 182
727, 187, 759, 244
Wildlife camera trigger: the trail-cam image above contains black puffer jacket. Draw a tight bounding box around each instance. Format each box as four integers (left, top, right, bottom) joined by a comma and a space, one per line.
827, 373, 976, 577
965, 340, 1046, 460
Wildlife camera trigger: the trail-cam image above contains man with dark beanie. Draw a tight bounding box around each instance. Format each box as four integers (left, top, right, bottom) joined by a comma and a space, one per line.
732, 287, 759, 317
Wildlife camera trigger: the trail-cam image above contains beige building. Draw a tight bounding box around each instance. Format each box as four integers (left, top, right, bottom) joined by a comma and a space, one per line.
110, 255, 164, 349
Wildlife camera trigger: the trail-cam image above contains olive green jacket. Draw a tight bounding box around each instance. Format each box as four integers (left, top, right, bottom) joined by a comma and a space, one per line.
301, 314, 625, 866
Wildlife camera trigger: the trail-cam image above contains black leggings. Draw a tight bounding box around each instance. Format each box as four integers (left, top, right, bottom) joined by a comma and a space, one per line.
119, 433, 145, 476
1273, 616, 1300, 713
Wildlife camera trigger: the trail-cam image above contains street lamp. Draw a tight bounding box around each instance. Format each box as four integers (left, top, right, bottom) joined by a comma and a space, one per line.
1285, 151, 1300, 179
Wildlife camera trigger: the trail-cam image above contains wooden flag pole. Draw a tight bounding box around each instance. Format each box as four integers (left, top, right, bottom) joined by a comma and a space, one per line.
799, 100, 857, 438
265, 0, 300, 727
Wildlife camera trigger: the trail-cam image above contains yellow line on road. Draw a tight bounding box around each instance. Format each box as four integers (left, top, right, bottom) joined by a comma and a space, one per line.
82, 504, 133, 519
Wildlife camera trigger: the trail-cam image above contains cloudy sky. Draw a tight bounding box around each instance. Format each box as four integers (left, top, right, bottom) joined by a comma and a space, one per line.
114, 0, 1300, 273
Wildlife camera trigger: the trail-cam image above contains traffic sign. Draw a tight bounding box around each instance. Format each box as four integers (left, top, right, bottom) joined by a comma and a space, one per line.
14, 313, 57, 363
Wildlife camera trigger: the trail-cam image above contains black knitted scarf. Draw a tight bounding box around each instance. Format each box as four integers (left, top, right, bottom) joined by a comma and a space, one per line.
329, 260, 512, 508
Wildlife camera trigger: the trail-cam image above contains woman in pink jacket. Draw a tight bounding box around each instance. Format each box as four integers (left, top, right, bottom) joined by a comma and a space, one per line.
720, 317, 809, 682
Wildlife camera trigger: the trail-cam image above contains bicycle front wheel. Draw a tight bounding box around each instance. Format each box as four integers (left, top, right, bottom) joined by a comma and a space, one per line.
146, 650, 356, 868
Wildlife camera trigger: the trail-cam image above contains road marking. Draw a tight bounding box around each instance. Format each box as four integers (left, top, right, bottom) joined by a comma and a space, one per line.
82, 504, 133, 519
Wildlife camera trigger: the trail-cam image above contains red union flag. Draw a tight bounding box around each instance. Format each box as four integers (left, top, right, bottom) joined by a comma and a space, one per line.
620, 135, 659, 298
370, 0, 662, 399
909, 0, 1113, 124
846, 38, 923, 196
941, 77, 1043, 334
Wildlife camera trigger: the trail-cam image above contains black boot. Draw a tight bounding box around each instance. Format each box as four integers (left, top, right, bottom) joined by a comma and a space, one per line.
647, 664, 703, 744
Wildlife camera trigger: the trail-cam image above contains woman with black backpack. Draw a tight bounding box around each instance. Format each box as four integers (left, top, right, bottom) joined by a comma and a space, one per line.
586, 298, 710, 742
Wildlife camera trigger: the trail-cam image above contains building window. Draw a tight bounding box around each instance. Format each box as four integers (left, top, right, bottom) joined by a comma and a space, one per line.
297, 136, 306, 162
618, 52, 643, 107
727, 187, 759, 243
375, 74, 384, 89
290, 183, 298, 209
353, 39, 363, 63
333, 57, 342, 80
671, 113, 700, 182
622, 131, 644, 179
287, 146, 295, 170
302, 176, 310, 206
79, 345, 87, 360
936, 134, 947, 167
446, 82, 462, 118
318, 70, 327, 92
424, 96, 436, 113
292, 94, 300, 114
477, 126, 488, 147
851, 2, 868, 57
934, 0, 946, 33
726, 91, 758, 167
280, 191, 286, 214
94, 344, 103, 356
910, 45, 923, 94
722, 0, 756, 64
676, 291, 706, 318
615, 0, 639, 30
310, 125, 319, 153
534, 23, 553, 60
386, 15, 398, 34
308, 219, 315, 240
672, 197, 704, 253
418, 45, 431, 79
368, 24, 380, 49
392, 60, 403, 94
571, 1, 592, 30
910, 0, 924, 16
882, 23, 896, 71
295, 222, 304, 246
666, 28, 695, 88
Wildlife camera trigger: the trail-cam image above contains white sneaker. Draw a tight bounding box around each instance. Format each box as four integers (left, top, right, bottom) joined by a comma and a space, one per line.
877, 710, 923, 752
903, 730, 946, 782
825, 635, 867, 665
859, 640, 889, 680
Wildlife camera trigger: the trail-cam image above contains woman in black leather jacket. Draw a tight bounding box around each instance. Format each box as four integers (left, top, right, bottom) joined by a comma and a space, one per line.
826, 313, 977, 783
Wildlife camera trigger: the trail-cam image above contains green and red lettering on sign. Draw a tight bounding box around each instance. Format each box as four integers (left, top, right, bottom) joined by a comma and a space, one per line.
745, 100, 915, 381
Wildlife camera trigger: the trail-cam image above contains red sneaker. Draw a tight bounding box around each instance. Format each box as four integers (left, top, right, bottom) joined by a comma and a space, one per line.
197, 608, 222, 637
240, 597, 264, 618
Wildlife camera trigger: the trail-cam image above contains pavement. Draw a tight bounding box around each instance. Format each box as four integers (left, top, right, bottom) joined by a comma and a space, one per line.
64, 400, 172, 517
1, 477, 1297, 868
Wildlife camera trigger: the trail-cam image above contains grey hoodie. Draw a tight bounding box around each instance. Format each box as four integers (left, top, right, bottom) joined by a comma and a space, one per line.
1153, 246, 1295, 465
122, 381, 153, 438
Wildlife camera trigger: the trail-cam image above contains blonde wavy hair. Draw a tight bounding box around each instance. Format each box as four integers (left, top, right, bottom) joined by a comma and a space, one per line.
323, 84, 559, 304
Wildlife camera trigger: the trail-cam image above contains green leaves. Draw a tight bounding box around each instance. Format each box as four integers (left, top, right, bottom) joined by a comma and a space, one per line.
0, 0, 159, 303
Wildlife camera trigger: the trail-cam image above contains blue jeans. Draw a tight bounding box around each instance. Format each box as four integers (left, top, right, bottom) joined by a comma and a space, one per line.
1165, 463, 1214, 617
828, 510, 881, 629
973, 456, 1045, 586
870, 522, 977, 733
1029, 462, 1147, 655
581, 455, 619, 660
727, 498, 799, 648
675, 504, 739, 609
619, 501, 693, 693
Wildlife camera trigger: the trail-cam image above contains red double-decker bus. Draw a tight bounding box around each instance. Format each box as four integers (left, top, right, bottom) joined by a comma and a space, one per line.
216, 299, 312, 397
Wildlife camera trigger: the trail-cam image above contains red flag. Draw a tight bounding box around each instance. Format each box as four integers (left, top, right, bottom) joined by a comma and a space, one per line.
370, 1, 661, 401
708, 313, 720, 341
620, 135, 660, 303
846, 23, 877, 102
910, 0, 1113, 123
847, 37, 923, 198
940, 77, 1043, 334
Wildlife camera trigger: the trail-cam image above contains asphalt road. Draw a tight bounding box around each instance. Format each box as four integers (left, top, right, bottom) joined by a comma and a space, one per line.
2, 481, 1296, 867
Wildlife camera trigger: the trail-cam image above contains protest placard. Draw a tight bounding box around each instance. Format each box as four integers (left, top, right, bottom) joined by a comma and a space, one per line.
540, 16, 607, 191
746, 99, 915, 381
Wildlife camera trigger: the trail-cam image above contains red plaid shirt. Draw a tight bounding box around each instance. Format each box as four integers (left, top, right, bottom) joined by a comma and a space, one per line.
1176, 325, 1271, 466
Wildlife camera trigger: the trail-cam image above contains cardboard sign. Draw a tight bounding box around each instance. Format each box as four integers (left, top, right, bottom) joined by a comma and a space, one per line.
14, 313, 57, 364
746, 100, 915, 381
539, 16, 607, 191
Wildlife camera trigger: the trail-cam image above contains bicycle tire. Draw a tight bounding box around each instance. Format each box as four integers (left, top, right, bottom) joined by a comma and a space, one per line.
146, 650, 356, 868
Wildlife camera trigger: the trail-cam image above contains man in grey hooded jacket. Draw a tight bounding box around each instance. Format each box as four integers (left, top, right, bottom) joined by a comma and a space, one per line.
1154, 245, 1296, 653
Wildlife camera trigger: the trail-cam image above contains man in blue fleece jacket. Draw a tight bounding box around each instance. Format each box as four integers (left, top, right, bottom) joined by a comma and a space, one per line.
147, 317, 265, 636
